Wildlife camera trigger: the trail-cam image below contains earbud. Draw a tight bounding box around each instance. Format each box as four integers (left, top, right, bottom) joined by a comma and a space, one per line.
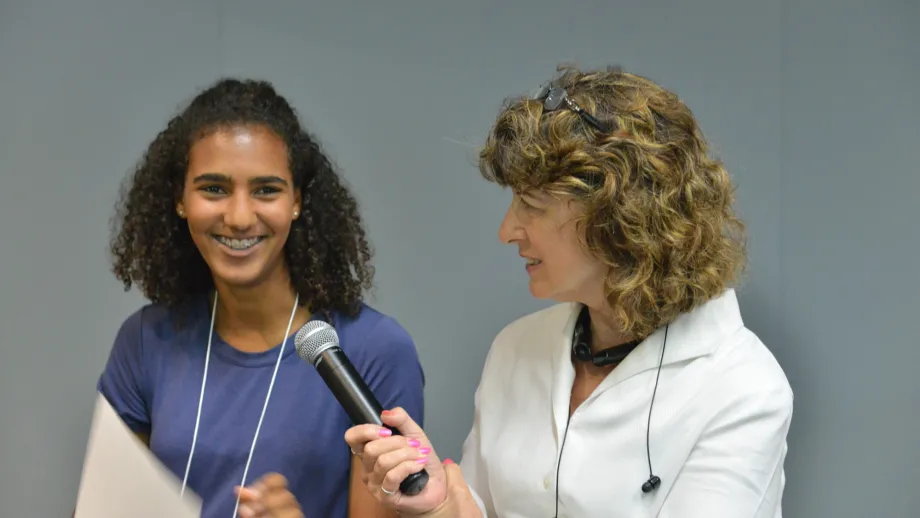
641, 475, 661, 493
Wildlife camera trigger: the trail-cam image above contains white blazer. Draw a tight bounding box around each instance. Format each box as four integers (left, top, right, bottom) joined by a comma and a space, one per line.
459, 289, 793, 518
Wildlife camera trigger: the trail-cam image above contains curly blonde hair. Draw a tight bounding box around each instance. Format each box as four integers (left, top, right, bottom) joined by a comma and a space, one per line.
479, 65, 746, 338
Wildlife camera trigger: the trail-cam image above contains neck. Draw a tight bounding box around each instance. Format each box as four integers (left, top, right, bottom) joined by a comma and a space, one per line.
585, 304, 633, 354
212, 266, 306, 341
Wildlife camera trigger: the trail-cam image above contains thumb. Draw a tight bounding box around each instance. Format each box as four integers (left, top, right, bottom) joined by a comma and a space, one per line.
441, 459, 478, 513
442, 460, 465, 484
380, 407, 423, 437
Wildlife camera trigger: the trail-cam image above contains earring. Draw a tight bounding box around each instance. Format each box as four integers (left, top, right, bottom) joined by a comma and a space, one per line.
177, 208, 185, 217
293, 211, 299, 219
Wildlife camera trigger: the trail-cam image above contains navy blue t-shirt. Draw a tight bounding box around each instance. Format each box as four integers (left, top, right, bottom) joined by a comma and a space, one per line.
97, 295, 425, 518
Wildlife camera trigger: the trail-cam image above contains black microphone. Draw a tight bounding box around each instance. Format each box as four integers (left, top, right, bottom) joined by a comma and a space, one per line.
294, 320, 429, 496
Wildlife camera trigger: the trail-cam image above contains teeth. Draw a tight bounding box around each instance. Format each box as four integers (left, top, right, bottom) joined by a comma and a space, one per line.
215, 236, 264, 250
526, 258, 542, 265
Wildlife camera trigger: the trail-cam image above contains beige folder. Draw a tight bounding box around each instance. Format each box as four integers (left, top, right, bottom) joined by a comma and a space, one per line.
74, 392, 202, 517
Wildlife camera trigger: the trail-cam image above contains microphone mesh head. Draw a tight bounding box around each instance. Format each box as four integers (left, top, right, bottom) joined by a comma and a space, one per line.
294, 320, 339, 364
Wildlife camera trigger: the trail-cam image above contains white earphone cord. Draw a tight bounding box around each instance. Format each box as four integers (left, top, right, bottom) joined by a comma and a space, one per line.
179, 291, 300, 518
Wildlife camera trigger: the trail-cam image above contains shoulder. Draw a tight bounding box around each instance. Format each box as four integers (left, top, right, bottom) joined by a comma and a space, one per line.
98, 299, 206, 430
671, 299, 793, 434
108, 296, 207, 359
333, 303, 420, 365
487, 302, 576, 361
333, 304, 425, 413
665, 289, 793, 415
496, 302, 575, 345
470, 303, 576, 392
707, 326, 794, 413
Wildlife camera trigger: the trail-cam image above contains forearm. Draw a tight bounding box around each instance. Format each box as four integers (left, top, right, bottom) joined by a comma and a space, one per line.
348, 457, 400, 518
452, 491, 485, 518
445, 492, 484, 518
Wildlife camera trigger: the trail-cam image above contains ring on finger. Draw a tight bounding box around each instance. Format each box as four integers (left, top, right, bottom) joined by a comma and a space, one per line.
351, 448, 362, 457
380, 486, 396, 496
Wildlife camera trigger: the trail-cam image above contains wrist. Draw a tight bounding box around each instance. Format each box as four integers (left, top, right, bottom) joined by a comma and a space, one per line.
430, 481, 482, 518
399, 481, 481, 518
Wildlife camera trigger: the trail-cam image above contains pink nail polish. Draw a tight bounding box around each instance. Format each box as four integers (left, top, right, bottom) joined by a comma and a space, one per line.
418, 447, 431, 454
408, 439, 420, 448
379, 428, 392, 437
417, 457, 429, 464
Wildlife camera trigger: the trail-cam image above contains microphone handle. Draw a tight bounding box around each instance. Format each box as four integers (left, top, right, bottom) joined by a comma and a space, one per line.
315, 348, 430, 496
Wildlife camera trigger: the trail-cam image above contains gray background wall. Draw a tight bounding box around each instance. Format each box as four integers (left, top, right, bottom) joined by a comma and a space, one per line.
1, 0, 917, 516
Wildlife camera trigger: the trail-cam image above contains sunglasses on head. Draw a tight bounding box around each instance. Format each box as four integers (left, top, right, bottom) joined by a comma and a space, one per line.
534, 83, 613, 133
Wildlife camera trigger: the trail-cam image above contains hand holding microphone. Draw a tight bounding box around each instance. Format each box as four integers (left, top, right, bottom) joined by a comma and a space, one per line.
295, 321, 479, 517
344, 409, 481, 517
346, 406, 457, 514
294, 321, 430, 497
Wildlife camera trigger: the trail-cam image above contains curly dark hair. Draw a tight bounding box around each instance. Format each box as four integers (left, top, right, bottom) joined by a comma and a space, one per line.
480, 65, 746, 338
109, 78, 374, 317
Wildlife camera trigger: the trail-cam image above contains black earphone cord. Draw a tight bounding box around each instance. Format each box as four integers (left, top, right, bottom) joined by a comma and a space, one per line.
553, 323, 669, 517
642, 324, 668, 494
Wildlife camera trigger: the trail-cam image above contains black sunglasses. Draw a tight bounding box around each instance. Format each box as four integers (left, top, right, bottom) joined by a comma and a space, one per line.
535, 83, 613, 133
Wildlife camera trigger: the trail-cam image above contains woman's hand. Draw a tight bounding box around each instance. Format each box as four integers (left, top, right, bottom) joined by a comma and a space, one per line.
344, 407, 450, 515
234, 473, 303, 518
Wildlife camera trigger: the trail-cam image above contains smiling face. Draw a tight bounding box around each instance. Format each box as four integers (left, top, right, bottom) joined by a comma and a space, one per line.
176, 125, 301, 290
498, 190, 608, 304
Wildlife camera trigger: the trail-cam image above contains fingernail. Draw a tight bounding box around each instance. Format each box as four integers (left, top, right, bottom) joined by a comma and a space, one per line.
443, 458, 455, 465
381, 409, 393, 416
378, 428, 392, 437
417, 456, 429, 464
418, 447, 431, 454
408, 439, 420, 447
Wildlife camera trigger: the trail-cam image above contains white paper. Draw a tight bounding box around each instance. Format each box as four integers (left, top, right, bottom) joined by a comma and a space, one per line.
74, 392, 202, 518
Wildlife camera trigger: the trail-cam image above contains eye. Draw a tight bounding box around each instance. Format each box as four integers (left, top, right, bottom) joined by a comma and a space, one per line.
199, 185, 225, 195
517, 195, 542, 212
254, 186, 282, 196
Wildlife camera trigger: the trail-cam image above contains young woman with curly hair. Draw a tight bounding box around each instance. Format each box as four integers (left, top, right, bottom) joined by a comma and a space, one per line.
97, 78, 423, 518
346, 65, 793, 517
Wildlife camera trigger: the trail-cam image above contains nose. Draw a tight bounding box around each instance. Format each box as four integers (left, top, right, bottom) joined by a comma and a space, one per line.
498, 202, 523, 244
225, 192, 258, 230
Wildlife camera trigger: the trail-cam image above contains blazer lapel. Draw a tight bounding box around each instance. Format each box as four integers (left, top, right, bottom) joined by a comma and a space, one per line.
550, 303, 579, 444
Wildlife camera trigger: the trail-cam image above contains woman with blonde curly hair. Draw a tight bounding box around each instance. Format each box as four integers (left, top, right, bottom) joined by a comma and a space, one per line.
345, 65, 793, 517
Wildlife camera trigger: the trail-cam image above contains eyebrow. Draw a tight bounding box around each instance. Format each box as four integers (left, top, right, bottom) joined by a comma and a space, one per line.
192, 173, 289, 186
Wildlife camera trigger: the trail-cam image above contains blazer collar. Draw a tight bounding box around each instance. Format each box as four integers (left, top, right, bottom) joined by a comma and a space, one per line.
549, 289, 744, 436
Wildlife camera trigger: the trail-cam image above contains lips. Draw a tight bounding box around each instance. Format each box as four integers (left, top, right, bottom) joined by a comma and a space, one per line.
212, 235, 266, 251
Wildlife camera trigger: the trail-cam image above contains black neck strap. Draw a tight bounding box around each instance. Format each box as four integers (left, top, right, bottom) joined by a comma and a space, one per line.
571, 305, 642, 367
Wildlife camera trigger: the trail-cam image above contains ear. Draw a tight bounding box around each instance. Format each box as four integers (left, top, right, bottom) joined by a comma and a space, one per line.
292, 189, 302, 221
176, 202, 186, 219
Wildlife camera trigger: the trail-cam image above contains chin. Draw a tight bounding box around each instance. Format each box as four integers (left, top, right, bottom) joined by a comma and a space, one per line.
529, 281, 579, 304
211, 270, 267, 288
206, 258, 277, 288
528, 281, 555, 300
